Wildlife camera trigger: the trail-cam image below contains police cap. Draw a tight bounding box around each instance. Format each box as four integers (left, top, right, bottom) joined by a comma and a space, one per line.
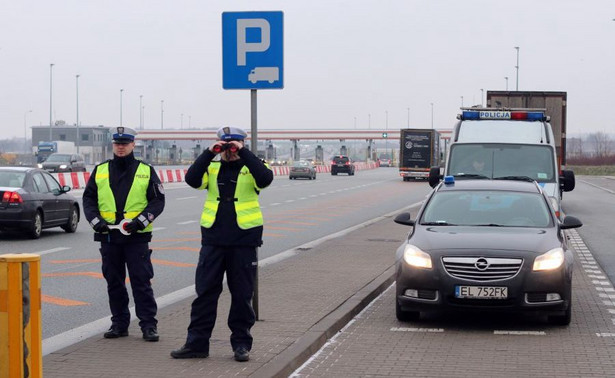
112, 127, 136, 144
217, 126, 247, 142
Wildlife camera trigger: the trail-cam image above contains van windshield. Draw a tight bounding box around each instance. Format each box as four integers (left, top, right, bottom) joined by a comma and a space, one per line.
448, 144, 556, 182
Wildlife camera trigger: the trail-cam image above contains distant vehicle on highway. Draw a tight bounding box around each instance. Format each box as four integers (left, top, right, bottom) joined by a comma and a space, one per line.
38, 153, 87, 172
289, 161, 317, 180
378, 154, 392, 168
0, 167, 80, 239
393, 177, 582, 325
331, 155, 355, 176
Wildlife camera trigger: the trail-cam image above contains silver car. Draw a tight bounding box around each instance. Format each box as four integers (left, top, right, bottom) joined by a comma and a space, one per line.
289, 161, 317, 180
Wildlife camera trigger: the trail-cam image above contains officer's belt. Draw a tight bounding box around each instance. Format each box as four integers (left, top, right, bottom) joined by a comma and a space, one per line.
217, 197, 238, 202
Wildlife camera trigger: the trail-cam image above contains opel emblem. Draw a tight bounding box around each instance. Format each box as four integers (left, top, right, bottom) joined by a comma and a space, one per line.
475, 258, 490, 271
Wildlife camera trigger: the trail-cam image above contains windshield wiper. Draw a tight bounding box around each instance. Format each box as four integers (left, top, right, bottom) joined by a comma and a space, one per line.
421, 221, 456, 226
493, 175, 535, 182
453, 173, 490, 179
473, 223, 504, 227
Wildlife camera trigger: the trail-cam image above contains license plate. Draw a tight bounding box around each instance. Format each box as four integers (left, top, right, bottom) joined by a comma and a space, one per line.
455, 286, 508, 299
337, 164, 344, 167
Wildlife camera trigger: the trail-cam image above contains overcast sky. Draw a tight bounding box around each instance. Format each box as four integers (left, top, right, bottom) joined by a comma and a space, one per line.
1, 0, 614, 140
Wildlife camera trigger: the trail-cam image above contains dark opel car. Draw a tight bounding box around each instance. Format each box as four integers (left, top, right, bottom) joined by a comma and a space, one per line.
331, 155, 355, 176
394, 178, 582, 325
0, 167, 80, 238
39, 153, 86, 172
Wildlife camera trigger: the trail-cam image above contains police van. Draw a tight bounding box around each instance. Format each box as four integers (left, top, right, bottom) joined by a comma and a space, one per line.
429, 108, 575, 219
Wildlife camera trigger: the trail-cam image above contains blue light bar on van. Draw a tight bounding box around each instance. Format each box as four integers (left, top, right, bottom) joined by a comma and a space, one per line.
461, 110, 546, 121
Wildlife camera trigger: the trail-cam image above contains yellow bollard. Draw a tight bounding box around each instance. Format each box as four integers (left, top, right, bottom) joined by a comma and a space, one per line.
0, 254, 41, 378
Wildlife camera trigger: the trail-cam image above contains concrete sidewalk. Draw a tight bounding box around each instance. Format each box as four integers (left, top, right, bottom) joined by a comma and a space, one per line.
43, 213, 411, 377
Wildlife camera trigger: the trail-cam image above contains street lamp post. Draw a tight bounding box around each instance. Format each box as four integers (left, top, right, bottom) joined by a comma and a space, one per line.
139, 95, 143, 129
49, 63, 54, 140
368, 113, 371, 129
385, 110, 389, 159
480, 89, 484, 106
407, 107, 410, 128
461, 96, 464, 107
353, 116, 357, 129
430, 103, 434, 129
24, 110, 32, 153
514, 46, 520, 91
189, 115, 191, 128
505, 76, 509, 91
160, 100, 164, 129
76, 75, 80, 154
120, 89, 124, 127
181, 113, 184, 129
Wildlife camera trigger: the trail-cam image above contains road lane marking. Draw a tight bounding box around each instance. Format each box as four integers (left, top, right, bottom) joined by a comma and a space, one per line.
151, 238, 200, 243
35, 247, 70, 256
390, 327, 444, 333
42, 272, 103, 279
176, 196, 197, 200
151, 246, 200, 252
596, 333, 615, 337
152, 227, 165, 232
263, 233, 285, 237
494, 330, 546, 335
269, 220, 317, 226
49, 259, 99, 264
41, 295, 89, 306
266, 226, 302, 231
151, 258, 196, 267
177, 220, 198, 225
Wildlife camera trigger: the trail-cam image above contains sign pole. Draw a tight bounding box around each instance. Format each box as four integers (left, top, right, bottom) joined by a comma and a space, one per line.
251, 89, 260, 321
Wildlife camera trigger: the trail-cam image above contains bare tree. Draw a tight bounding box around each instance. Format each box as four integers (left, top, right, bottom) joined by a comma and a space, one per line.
588, 132, 611, 158
567, 137, 583, 158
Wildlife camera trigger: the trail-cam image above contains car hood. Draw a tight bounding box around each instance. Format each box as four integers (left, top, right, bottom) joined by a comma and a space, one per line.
408, 225, 561, 254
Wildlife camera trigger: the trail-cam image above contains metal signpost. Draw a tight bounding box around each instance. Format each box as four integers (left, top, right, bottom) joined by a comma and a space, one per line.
222, 11, 284, 319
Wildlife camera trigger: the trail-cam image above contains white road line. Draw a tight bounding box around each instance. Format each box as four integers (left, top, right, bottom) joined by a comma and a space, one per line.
596, 333, 615, 337
152, 227, 165, 232
176, 196, 197, 200
494, 330, 546, 336
390, 327, 444, 333
177, 220, 198, 225
35, 247, 70, 256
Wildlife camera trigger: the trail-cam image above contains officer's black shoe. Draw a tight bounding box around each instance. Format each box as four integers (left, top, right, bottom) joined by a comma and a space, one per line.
170, 345, 209, 359
142, 328, 159, 342
103, 326, 128, 339
233, 347, 250, 362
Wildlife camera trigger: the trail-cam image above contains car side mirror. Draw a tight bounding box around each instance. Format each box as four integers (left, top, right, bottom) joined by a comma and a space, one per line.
429, 166, 442, 188
394, 212, 415, 226
560, 215, 582, 229
62, 185, 72, 193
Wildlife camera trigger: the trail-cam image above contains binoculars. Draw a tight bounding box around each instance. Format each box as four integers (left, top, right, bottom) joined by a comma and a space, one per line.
212, 143, 239, 153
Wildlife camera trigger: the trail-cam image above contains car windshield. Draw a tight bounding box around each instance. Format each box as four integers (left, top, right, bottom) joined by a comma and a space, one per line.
420, 190, 553, 227
448, 144, 556, 182
46, 154, 72, 163
0, 171, 26, 187
293, 161, 310, 167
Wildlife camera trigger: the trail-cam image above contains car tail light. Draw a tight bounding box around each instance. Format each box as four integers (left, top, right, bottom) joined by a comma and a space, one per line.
2, 191, 23, 203
345, 161, 350, 165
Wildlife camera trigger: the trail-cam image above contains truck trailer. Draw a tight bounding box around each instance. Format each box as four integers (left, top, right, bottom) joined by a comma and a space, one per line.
399, 128, 441, 181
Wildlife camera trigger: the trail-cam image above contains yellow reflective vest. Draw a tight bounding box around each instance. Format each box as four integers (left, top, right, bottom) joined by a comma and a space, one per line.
95, 162, 153, 232
199, 162, 264, 230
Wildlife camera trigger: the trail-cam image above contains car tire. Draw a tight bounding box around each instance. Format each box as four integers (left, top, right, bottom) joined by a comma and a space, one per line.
289, 176, 293, 180
62, 206, 79, 233
28, 211, 43, 239
548, 302, 572, 326
396, 300, 420, 322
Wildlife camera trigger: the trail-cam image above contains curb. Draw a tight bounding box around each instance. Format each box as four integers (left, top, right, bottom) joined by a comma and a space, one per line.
251, 265, 396, 378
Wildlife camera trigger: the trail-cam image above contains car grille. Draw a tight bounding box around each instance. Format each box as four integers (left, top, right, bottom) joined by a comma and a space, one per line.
442, 257, 523, 282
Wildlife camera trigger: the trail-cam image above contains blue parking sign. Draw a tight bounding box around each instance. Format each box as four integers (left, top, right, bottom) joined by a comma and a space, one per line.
222, 11, 284, 90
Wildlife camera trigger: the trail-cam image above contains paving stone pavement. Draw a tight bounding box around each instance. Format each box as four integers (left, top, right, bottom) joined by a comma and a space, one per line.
292, 229, 615, 377
42, 213, 409, 378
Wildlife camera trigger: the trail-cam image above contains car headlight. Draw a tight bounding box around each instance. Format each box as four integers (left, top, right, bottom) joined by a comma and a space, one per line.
59, 164, 68, 169
533, 247, 564, 271
37, 163, 43, 168
403, 244, 432, 269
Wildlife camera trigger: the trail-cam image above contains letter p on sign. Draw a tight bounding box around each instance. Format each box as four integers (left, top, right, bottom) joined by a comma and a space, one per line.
236, 19, 270, 66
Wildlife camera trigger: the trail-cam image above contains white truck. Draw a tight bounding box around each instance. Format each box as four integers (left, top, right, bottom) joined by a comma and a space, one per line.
429, 108, 575, 219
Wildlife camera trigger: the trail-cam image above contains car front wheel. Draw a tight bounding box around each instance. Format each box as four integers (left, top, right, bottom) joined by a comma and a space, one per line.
28, 211, 43, 239
62, 206, 79, 233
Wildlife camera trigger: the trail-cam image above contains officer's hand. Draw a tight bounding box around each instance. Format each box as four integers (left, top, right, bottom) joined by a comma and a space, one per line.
90, 218, 109, 233
123, 218, 146, 234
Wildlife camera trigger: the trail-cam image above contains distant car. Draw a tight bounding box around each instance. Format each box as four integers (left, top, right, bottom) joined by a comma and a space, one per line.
0, 167, 80, 239
393, 178, 582, 325
289, 161, 317, 180
331, 155, 355, 176
39, 153, 86, 172
379, 157, 392, 167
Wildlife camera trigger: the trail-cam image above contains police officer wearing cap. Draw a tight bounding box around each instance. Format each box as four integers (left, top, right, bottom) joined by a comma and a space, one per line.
171, 126, 273, 362
83, 127, 165, 342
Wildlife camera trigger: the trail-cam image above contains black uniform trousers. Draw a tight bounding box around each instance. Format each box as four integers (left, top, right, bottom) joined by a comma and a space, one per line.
99, 241, 157, 331
186, 245, 257, 352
